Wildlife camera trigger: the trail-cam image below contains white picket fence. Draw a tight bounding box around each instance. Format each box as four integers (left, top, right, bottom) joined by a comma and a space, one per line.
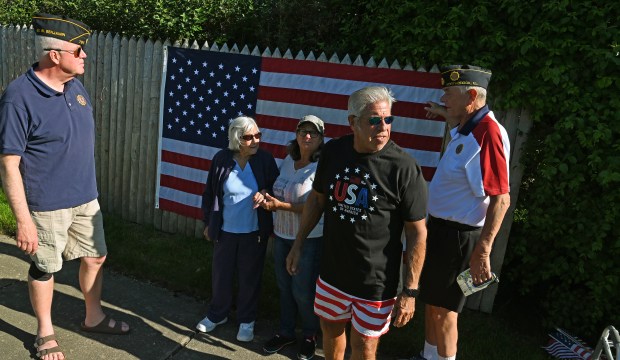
0, 24, 532, 313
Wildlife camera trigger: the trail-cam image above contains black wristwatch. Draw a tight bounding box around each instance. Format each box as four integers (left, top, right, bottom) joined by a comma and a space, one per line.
402, 288, 420, 298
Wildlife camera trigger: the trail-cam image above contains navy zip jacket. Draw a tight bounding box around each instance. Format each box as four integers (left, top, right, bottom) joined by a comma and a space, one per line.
201, 147, 279, 242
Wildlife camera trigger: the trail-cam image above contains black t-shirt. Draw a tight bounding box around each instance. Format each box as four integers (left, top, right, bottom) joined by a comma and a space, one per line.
313, 134, 428, 300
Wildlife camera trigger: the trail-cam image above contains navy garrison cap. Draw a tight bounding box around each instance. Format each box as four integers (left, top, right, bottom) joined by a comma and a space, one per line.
440, 65, 492, 89
32, 13, 91, 45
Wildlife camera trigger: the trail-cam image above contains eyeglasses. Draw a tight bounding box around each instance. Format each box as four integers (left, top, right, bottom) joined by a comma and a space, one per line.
368, 116, 395, 126
297, 129, 321, 138
44, 47, 83, 58
240, 132, 262, 141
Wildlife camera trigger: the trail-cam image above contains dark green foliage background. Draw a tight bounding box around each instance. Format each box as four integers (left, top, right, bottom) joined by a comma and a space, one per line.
2, 0, 618, 340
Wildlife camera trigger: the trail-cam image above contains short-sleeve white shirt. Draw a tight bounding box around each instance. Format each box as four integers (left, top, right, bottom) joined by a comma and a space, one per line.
272, 155, 323, 239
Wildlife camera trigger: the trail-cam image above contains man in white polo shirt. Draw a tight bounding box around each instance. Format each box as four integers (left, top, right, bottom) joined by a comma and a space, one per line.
412, 65, 511, 360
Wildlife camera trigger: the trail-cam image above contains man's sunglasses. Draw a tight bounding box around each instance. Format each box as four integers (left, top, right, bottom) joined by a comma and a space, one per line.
368, 116, 395, 126
44, 47, 83, 58
240, 132, 262, 141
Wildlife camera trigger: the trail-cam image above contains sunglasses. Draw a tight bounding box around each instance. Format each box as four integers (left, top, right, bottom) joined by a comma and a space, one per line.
368, 116, 395, 126
240, 132, 262, 141
297, 129, 321, 138
44, 47, 83, 58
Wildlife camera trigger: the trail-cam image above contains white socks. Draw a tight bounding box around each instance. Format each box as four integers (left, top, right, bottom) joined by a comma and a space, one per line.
438, 356, 456, 360
423, 341, 456, 360
423, 341, 438, 360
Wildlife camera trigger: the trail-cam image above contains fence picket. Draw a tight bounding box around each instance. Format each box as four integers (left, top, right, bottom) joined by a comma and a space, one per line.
148, 40, 164, 229
128, 38, 145, 222
353, 55, 364, 66
7, 27, 16, 89
137, 39, 155, 225
121, 36, 137, 220
0, 27, 8, 92
94, 32, 107, 208
113, 36, 129, 213
106, 34, 121, 213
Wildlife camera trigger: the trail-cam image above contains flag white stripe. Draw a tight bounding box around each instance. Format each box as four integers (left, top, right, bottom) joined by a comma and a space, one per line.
260, 71, 444, 103
159, 186, 202, 208
256, 99, 447, 137
162, 138, 222, 159
161, 162, 208, 183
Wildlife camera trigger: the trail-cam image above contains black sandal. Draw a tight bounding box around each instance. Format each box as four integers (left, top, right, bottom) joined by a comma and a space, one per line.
34, 334, 65, 359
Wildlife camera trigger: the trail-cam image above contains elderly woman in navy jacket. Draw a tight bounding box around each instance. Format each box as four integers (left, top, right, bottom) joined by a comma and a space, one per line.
196, 116, 279, 342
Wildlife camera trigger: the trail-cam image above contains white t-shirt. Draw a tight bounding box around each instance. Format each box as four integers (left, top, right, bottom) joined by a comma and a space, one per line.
272, 155, 323, 239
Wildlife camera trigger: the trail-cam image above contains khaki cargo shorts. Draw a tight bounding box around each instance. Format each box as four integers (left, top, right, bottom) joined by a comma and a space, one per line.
30, 199, 107, 273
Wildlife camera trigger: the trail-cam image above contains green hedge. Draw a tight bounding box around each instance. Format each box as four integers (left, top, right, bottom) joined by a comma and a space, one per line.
1, 0, 618, 340
332, 0, 620, 339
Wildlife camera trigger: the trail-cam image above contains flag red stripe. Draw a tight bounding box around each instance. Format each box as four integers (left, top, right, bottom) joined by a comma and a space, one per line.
258, 86, 444, 121
389, 132, 443, 151
262, 57, 441, 88
260, 142, 288, 159
159, 198, 203, 219
259, 86, 348, 109
160, 174, 204, 196
162, 150, 212, 171
421, 167, 436, 181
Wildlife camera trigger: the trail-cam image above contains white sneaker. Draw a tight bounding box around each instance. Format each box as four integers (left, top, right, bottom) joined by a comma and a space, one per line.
236, 321, 255, 342
196, 315, 227, 333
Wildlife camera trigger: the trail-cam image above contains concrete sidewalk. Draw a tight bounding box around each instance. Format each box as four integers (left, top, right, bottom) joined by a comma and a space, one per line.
0, 234, 337, 360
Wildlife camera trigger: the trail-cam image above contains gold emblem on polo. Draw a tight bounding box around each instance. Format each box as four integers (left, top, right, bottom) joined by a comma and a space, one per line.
77, 95, 87, 106
456, 144, 464, 154
450, 71, 460, 81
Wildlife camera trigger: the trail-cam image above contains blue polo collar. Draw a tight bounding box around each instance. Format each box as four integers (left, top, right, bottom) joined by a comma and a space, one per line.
458, 105, 490, 136
26, 63, 73, 96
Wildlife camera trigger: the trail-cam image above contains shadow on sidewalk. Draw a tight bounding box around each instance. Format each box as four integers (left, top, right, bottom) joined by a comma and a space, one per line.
0, 239, 222, 359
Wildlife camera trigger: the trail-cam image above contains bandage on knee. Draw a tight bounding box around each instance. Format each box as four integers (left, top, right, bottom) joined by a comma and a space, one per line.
28, 262, 53, 281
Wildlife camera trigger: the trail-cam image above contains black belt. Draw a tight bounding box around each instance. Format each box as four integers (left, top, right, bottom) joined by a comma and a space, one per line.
429, 215, 481, 231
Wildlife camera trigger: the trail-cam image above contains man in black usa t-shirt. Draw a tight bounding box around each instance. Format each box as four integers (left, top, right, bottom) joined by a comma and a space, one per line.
287, 86, 428, 360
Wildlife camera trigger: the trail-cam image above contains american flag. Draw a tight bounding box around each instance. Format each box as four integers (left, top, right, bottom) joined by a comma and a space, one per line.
156, 46, 445, 219
543, 328, 594, 360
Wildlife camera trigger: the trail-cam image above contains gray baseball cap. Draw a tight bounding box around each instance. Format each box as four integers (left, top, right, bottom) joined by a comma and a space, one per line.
297, 115, 325, 135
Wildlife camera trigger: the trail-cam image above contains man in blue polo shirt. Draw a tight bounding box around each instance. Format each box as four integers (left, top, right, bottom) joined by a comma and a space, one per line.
0, 13, 129, 360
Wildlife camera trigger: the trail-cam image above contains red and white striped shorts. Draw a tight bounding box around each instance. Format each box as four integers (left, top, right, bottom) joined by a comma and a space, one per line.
313, 276, 396, 338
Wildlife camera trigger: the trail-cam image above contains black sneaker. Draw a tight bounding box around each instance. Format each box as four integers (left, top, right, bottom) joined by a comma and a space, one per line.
263, 334, 296, 354
297, 336, 316, 360
401, 351, 427, 360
